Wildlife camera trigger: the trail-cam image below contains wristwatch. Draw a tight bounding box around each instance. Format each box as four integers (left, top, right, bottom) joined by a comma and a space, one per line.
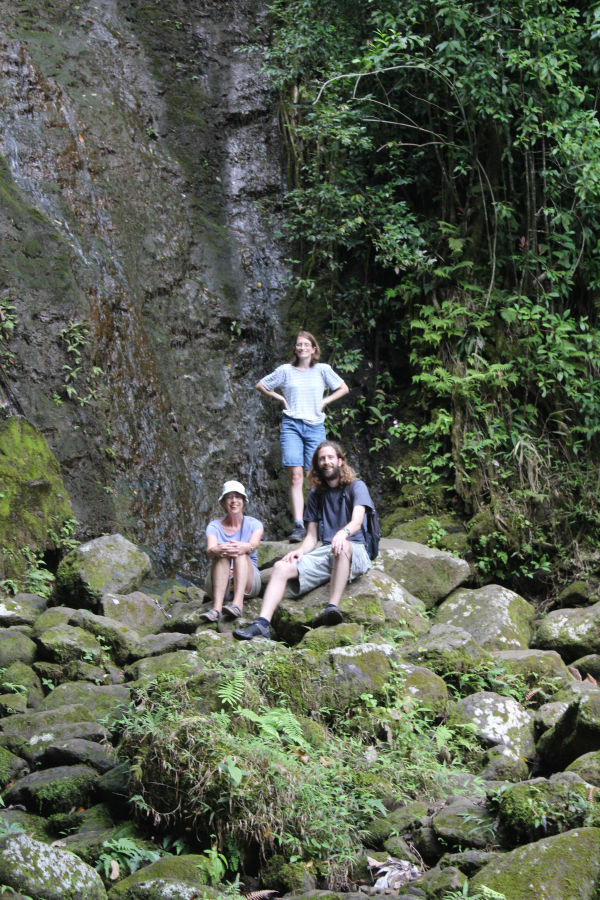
343, 527, 351, 536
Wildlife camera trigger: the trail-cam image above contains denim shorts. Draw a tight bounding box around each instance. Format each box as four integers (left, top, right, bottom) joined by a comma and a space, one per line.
289, 542, 371, 596
280, 417, 327, 469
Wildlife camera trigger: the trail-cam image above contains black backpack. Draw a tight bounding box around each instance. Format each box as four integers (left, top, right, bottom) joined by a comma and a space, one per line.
317, 481, 381, 560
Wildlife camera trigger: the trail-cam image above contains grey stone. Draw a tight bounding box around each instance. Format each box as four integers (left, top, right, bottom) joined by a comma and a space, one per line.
0, 833, 107, 899
100, 590, 167, 635
372, 538, 471, 608
448, 691, 536, 758
54, 534, 152, 609
5, 764, 99, 815
436, 585, 535, 650
0, 593, 46, 627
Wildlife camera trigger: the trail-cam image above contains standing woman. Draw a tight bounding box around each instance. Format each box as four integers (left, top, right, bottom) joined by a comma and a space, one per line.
201, 480, 263, 622
257, 331, 349, 542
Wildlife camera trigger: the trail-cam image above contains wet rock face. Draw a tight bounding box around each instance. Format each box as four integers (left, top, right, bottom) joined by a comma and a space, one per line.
0, 0, 287, 574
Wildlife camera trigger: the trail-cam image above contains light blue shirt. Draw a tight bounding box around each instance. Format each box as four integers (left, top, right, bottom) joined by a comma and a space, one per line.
206, 515, 263, 569
260, 363, 343, 425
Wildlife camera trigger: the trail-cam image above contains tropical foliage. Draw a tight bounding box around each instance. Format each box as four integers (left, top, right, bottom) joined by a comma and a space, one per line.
266, 0, 600, 591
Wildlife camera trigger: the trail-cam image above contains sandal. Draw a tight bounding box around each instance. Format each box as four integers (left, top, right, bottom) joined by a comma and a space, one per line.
222, 603, 243, 620
199, 608, 222, 623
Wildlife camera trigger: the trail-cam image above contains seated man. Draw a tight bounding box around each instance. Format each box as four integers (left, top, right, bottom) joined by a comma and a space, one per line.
233, 440, 373, 640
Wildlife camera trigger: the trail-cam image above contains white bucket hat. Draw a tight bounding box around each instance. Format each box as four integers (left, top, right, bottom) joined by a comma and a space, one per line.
219, 480, 248, 503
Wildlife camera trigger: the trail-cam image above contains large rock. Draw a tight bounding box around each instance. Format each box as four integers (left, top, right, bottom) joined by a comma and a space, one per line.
124, 649, 206, 682
436, 585, 535, 650
537, 693, 600, 770
533, 601, 600, 661
38, 682, 130, 727
396, 662, 450, 714
496, 776, 599, 845
448, 691, 536, 759
5, 764, 98, 815
0, 592, 46, 627
100, 590, 167, 635
373, 538, 472, 607
0, 832, 107, 899
106, 855, 224, 899
69, 608, 141, 665
53, 534, 152, 610
36, 623, 103, 664
470, 827, 600, 899
432, 797, 497, 849
0, 661, 44, 708
271, 567, 429, 645
406, 624, 492, 675
0, 630, 37, 667
566, 750, 600, 786
492, 648, 573, 691
0, 703, 107, 763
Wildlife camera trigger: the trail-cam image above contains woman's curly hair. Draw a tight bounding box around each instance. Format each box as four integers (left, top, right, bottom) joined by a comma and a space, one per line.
308, 440, 357, 492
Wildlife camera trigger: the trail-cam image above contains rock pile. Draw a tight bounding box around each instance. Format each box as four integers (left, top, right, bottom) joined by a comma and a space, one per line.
1, 534, 600, 898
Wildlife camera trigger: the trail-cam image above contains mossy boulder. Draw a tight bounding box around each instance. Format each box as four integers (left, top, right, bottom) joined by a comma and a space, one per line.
318, 643, 398, 709
406, 624, 492, 676
39, 738, 118, 773
479, 745, 530, 782
0, 660, 44, 708
257, 540, 289, 569
373, 538, 471, 608
436, 585, 535, 650
365, 799, 430, 847
69, 608, 141, 665
132, 631, 193, 659
100, 591, 167, 635
31, 604, 75, 637
537, 693, 600, 770
571, 654, 600, 679
533, 601, 600, 661
0, 629, 37, 667
53, 534, 152, 610
0, 744, 29, 788
124, 649, 206, 682
470, 826, 600, 899
566, 750, 600, 786
0, 417, 74, 584
298, 622, 365, 653
0, 832, 107, 899
491, 648, 572, 693
432, 798, 497, 849
269, 566, 427, 644
0, 703, 107, 763
38, 682, 130, 728
395, 662, 450, 714
4, 764, 99, 816
106, 855, 223, 899
0, 592, 46, 627
262, 854, 317, 893
497, 776, 599, 846
36, 623, 104, 664
448, 691, 536, 758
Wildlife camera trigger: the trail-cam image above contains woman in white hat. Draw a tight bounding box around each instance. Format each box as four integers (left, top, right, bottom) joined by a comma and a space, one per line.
201, 480, 264, 622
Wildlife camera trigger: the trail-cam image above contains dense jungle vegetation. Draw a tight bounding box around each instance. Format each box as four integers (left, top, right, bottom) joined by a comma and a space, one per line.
265, 0, 600, 597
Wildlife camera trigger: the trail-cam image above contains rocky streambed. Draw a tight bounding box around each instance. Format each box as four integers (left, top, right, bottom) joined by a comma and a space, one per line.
1, 535, 600, 898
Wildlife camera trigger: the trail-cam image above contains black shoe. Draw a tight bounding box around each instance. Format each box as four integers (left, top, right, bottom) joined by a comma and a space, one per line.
322, 604, 343, 626
289, 525, 306, 543
233, 620, 271, 641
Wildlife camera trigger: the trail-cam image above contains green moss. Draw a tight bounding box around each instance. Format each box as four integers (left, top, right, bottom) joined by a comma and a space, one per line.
497, 779, 598, 845
0, 418, 74, 584
27, 768, 98, 816
262, 854, 314, 893
0, 746, 26, 789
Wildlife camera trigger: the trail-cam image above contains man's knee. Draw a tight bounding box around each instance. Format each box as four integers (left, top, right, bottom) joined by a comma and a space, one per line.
273, 558, 296, 579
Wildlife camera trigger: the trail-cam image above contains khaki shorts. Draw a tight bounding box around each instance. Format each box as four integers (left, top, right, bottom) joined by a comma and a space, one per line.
289, 542, 370, 597
204, 564, 261, 600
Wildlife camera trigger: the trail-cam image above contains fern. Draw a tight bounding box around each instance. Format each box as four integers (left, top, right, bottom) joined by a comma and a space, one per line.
239, 707, 310, 750
217, 669, 245, 709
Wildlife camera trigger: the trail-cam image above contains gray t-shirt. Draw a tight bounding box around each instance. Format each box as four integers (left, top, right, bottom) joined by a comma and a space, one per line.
304, 480, 373, 544
205, 515, 263, 569
259, 363, 344, 425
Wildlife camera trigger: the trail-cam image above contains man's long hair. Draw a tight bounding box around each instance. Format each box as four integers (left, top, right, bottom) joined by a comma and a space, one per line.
308, 440, 357, 492
290, 330, 321, 367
